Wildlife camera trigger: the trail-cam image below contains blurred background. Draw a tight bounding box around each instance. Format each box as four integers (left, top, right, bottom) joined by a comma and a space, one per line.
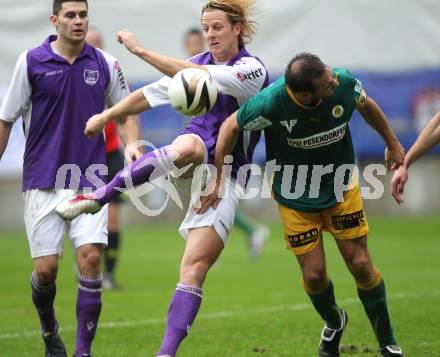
1, 0, 439, 230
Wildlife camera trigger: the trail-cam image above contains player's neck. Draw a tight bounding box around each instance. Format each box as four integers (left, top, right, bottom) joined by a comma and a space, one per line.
212, 45, 239, 63
286, 86, 322, 109
53, 37, 85, 64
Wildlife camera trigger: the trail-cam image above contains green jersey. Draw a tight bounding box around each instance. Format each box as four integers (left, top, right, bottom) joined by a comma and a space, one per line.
237, 68, 367, 212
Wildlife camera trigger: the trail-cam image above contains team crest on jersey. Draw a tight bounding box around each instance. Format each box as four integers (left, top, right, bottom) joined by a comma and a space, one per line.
84, 69, 99, 85
332, 105, 344, 118
280, 119, 298, 133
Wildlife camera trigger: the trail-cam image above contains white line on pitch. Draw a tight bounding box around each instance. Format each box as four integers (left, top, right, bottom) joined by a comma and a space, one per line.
0, 290, 438, 340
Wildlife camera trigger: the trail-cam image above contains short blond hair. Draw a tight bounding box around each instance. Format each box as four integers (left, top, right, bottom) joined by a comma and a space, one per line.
202, 0, 258, 47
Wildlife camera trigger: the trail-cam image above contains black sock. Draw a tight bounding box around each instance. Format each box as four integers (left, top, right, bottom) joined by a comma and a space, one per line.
104, 231, 120, 275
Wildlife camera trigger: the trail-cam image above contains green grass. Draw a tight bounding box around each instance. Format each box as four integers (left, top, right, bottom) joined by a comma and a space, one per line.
0, 216, 439, 356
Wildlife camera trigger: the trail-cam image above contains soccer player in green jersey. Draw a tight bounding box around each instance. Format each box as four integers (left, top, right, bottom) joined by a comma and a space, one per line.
198, 53, 405, 357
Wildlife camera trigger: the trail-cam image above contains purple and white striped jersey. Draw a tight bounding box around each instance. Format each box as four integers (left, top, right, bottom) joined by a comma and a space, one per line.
0, 35, 131, 191
143, 47, 269, 179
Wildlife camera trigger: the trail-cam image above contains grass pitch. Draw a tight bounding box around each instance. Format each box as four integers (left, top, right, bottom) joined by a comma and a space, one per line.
0, 216, 439, 356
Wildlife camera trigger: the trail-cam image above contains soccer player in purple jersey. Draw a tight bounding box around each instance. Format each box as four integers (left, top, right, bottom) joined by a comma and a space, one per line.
57, 1, 268, 356
0, 1, 141, 356
182, 26, 270, 259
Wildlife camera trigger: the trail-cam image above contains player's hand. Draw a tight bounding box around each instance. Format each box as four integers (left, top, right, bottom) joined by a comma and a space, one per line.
124, 141, 143, 164
116, 29, 143, 55
384, 141, 405, 171
390, 165, 408, 204
195, 182, 222, 214
84, 114, 107, 138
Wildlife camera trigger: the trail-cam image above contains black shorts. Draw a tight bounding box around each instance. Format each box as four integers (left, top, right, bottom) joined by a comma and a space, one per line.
106, 149, 125, 204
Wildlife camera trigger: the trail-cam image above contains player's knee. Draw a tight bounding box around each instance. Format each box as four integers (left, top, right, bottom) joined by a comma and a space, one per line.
34, 265, 58, 284
303, 269, 327, 291
78, 250, 102, 274
172, 137, 204, 168
349, 254, 372, 281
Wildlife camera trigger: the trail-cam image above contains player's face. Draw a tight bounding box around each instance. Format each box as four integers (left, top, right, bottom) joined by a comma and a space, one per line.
185, 33, 205, 57
86, 29, 102, 49
50, 2, 89, 44
313, 66, 339, 99
312, 67, 339, 99
201, 9, 241, 62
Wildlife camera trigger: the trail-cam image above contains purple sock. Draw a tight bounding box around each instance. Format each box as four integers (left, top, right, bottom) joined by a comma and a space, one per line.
31, 272, 57, 334
157, 284, 203, 357
75, 274, 103, 356
93, 146, 177, 206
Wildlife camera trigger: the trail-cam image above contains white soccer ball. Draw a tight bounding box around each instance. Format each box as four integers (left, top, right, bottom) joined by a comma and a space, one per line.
168, 68, 218, 117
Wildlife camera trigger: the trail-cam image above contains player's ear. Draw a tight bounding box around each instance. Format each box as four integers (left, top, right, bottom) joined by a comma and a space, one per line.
233, 22, 242, 37
50, 14, 59, 28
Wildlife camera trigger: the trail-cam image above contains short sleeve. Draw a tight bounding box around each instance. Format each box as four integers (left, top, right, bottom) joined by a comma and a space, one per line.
236, 92, 272, 131
0, 50, 31, 123
142, 76, 171, 108
205, 57, 267, 104
98, 49, 131, 107
353, 78, 367, 106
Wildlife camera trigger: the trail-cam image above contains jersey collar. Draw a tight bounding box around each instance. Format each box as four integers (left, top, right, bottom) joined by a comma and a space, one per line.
286, 85, 322, 110
40, 35, 95, 63
206, 46, 249, 65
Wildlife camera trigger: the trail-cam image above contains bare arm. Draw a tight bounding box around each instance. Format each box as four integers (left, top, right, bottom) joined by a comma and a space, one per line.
0, 120, 13, 161
357, 97, 404, 170
118, 115, 141, 146
85, 88, 149, 138
196, 111, 241, 213
214, 111, 241, 176
403, 111, 440, 168
118, 114, 143, 162
390, 111, 440, 204
116, 29, 206, 78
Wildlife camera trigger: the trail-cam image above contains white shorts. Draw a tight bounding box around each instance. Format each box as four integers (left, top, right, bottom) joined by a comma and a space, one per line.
178, 178, 240, 244
24, 189, 108, 258
168, 134, 241, 244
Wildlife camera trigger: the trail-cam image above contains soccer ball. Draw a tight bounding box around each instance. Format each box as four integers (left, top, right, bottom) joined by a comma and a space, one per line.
168, 68, 218, 117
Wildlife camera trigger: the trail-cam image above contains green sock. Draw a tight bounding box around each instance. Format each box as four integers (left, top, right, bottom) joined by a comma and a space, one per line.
234, 209, 254, 237
357, 280, 396, 347
307, 280, 341, 329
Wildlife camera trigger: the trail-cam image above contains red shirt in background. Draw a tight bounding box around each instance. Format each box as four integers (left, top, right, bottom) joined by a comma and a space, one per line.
105, 121, 121, 154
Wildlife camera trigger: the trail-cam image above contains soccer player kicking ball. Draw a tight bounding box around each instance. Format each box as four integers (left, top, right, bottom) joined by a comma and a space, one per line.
199, 53, 405, 357
0, 1, 141, 356
391, 111, 440, 204
56, 1, 269, 356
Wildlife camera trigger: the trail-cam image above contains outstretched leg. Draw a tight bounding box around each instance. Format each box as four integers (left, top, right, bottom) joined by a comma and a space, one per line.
157, 226, 223, 357
56, 135, 205, 221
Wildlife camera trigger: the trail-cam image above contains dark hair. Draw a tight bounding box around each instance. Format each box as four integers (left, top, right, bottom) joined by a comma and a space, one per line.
285, 52, 326, 93
186, 27, 203, 38
53, 0, 88, 15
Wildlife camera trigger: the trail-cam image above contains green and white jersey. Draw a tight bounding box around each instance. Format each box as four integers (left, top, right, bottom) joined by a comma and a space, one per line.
237, 68, 367, 212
